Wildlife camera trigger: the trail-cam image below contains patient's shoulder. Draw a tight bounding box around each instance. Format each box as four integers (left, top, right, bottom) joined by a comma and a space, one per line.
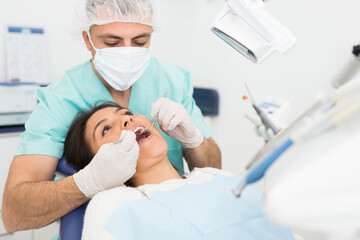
198, 167, 235, 177
83, 186, 143, 239
90, 186, 142, 208
86, 186, 143, 221
186, 167, 235, 184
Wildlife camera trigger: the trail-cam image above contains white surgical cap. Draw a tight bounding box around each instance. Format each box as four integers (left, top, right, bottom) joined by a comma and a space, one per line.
71, 0, 160, 37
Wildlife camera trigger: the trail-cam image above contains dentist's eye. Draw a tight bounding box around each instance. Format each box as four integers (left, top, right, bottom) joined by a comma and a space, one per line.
105, 42, 118, 47
102, 126, 111, 136
134, 41, 146, 46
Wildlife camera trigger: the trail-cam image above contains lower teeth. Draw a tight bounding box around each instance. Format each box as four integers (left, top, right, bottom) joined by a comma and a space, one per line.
136, 131, 150, 142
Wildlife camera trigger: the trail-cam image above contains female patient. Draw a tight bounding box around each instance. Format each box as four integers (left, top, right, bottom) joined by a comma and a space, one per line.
64, 102, 295, 240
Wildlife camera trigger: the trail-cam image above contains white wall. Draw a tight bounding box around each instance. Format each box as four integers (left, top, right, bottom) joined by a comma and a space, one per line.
0, 0, 89, 84
0, 134, 59, 239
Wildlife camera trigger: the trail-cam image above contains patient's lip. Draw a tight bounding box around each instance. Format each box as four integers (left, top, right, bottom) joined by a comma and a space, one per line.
130, 124, 145, 132
129, 124, 153, 145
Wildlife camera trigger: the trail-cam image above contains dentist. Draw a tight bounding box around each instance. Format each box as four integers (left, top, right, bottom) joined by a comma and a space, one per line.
2, 0, 221, 232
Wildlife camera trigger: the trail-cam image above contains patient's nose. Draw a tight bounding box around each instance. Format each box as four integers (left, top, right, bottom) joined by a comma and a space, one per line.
121, 116, 133, 128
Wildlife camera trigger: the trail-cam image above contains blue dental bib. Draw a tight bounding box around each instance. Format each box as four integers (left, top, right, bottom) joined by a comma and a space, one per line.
105, 174, 294, 240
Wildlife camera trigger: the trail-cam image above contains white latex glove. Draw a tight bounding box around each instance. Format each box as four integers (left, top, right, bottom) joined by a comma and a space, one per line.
151, 98, 204, 149
73, 130, 139, 198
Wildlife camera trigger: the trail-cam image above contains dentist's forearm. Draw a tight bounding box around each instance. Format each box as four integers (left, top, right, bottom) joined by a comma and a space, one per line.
183, 137, 222, 170
2, 176, 88, 232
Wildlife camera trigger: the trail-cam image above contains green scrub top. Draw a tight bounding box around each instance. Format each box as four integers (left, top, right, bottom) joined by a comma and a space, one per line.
16, 57, 211, 171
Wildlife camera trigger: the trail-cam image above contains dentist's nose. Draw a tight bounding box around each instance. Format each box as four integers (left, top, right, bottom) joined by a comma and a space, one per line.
124, 39, 132, 47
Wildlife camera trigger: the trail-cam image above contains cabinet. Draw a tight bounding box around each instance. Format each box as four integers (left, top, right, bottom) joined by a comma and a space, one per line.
0, 133, 59, 240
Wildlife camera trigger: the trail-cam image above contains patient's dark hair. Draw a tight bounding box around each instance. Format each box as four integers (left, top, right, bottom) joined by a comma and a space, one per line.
64, 101, 185, 183
64, 102, 124, 171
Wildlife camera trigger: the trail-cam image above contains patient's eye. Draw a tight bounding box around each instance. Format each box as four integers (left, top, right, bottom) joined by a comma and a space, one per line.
102, 126, 111, 136
124, 111, 133, 116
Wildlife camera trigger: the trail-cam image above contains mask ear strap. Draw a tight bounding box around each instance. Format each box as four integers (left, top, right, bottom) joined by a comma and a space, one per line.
87, 31, 98, 51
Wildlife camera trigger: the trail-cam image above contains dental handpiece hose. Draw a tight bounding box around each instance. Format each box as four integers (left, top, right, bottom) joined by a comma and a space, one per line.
232, 138, 294, 197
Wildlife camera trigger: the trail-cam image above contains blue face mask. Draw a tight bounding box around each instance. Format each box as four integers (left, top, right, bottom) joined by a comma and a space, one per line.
88, 32, 150, 91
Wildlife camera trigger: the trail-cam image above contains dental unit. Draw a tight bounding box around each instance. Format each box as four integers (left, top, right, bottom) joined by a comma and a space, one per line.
232, 44, 360, 197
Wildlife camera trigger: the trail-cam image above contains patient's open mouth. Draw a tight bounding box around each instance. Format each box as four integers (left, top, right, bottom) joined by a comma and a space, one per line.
133, 126, 151, 144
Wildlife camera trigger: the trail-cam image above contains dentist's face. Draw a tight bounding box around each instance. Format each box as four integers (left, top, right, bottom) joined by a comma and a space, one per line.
84, 107, 167, 171
83, 22, 153, 56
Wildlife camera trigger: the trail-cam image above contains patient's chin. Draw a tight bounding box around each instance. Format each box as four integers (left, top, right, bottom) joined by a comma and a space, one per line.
139, 129, 166, 152
136, 152, 167, 172
137, 142, 167, 171
139, 144, 167, 161
135, 122, 168, 171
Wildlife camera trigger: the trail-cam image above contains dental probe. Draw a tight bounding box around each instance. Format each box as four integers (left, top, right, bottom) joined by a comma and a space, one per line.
141, 92, 167, 134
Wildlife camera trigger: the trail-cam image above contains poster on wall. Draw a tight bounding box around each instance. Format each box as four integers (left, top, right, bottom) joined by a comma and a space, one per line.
5, 26, 48, 84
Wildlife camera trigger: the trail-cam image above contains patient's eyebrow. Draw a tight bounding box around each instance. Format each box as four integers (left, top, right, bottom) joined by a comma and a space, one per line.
114, 107, 121, 114
93, 118, 108, 139
115, 107, 133, 115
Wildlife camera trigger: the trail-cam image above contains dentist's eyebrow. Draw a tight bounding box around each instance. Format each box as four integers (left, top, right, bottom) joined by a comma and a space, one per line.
98, 34, 123, 40
132, 33, 151, 40
97, 33, 151, 40
93, 118, 108, 139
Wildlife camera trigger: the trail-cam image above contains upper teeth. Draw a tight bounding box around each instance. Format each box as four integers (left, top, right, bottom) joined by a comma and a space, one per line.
133, 127, 144, 133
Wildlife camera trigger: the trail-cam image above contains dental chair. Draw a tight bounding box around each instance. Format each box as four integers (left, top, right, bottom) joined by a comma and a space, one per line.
56, 155, 88, 240
193, 87, 219, 116
55, 87, 219, 239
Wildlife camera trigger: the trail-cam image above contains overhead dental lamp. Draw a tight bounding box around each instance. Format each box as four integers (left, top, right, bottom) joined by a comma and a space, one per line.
211, 0, 296, 63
